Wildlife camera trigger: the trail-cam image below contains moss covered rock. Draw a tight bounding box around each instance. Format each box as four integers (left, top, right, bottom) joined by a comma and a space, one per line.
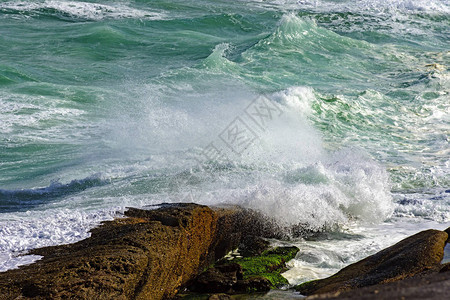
228, 246, 299, 288
187, 246, 299, 295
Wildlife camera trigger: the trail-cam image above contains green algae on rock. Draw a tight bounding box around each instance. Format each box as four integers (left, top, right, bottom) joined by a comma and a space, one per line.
228, 246, 299, 288
187, 246, 299, 295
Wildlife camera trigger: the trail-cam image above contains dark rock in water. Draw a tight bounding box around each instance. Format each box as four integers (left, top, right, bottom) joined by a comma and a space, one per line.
234, 276, 271, 293
0, 203, 284, 300
239, 235, 270, 257
209, 206, 285, 262
187, 260, 272, 294
445, 227, 450, 242
190, 263, 243, 293
187, 205, 285, 273
215, 263, 245, 280
295, 229, 448, 296
189, 265, 271, 294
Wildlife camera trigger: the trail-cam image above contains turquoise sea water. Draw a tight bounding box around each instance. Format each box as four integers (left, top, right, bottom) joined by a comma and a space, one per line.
0, 0, 449, 283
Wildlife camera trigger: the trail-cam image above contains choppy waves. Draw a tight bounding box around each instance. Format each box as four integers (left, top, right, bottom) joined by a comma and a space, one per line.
0, 175, 107, 212
248, 0, 450, 15
0, 0, 166, 21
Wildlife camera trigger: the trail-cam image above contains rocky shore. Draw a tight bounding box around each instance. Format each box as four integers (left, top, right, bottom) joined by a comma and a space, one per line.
0, 203, 285, 299
0, 203, 448, 300
297, 227, 450, 299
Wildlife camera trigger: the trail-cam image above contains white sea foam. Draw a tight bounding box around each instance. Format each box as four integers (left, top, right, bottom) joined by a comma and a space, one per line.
345, 0, 450, 14
247, 0, 450, 15
0, 91, 92, 142
0, 252, 42, 272
393, 191, 450, 222
283, 219, 450, 285
0, 208, 119, 272
0, 1, 165, 20
209, 149, 393, 229
214, 87, 394, 228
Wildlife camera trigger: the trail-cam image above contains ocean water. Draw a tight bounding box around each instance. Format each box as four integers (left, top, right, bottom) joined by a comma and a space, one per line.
0, 0, 449, 284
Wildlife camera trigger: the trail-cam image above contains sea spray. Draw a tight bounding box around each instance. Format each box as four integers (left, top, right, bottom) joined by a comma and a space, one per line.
151, 86, 395, 230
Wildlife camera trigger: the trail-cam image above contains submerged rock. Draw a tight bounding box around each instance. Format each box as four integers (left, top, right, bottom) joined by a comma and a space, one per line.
295, 229, 448, 296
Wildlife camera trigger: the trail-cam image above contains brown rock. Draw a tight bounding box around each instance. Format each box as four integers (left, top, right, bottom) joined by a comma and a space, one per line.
208, 206, 284, 262
0, 203, 217, 300
296, 229, 448, 296
0, 203, 282, 300
188, 262, 271, 294
234, 276, 271, 293
305, 268, 450, 300
239, 235, 270, 257
189, 263, 243, 293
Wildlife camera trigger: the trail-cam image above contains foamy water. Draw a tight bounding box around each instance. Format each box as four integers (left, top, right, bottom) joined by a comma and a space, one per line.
0, 0, 166, 20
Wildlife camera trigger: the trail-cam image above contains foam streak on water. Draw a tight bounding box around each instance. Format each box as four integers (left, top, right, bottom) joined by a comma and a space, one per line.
0, 1, 166, 20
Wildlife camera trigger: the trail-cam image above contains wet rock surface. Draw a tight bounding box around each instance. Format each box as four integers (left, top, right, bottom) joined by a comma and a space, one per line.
307, 268, 450, 300
296, 229, 449, 297
0, 203, 282, 300
187, 263, 272, 295
238, 235, 271, 257
189, 263, 244, 294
